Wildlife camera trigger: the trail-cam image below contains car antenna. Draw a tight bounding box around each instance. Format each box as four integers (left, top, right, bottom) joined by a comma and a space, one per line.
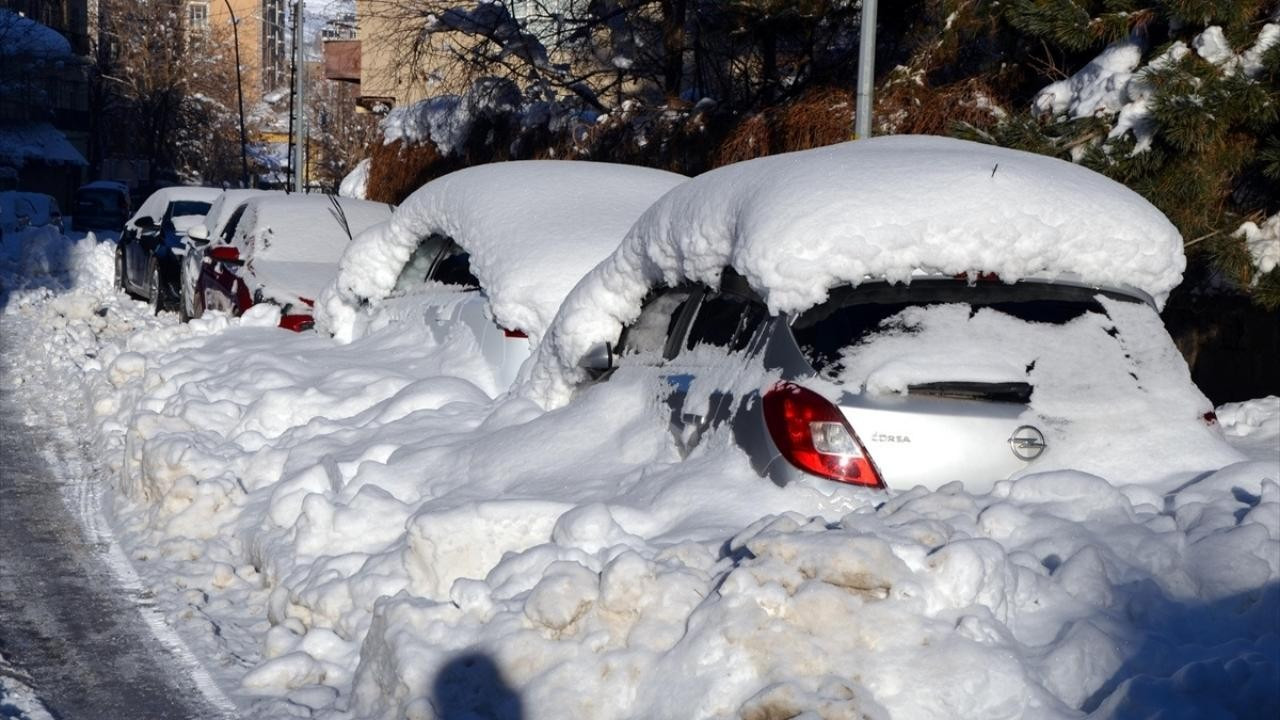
328, 194, 352, 240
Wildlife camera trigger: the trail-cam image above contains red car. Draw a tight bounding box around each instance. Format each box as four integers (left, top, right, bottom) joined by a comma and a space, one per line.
197, 194, 393, 331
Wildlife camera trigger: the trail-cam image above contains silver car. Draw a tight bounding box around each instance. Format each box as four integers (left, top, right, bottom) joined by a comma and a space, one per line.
584, 269, 1198, 492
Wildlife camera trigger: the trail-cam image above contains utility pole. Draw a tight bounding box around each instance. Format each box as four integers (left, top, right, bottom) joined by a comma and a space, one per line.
855, 0, 877, 140
223, 0, 250, 188
291, 0, 307, 192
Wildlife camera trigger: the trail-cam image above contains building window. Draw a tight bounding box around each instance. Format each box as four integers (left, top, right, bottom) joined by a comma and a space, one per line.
188, 2, 209, 29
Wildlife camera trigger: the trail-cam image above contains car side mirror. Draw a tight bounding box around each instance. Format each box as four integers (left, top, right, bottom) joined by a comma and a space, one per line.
579, 342, 614, 377
134, 216, 156, 229
186, 224, 210, 242
209, 245, 241, 263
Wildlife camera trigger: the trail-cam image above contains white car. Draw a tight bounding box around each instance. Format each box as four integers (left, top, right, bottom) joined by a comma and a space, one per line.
0, 190, 62, 238
179, 189, 277, 321
528, 136, 1239, 491
318, 161, 687, 394
199, 194, 394, 331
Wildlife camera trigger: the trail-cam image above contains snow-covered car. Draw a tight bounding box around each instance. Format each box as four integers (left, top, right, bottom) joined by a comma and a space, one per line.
72, 180, 131, 232
318, 161, 687, 393
0, 190, 62, 238
115, 186, 222, 312
527, 136, 1239, 492
199, 194, 394, 331
179, 189, 277, 321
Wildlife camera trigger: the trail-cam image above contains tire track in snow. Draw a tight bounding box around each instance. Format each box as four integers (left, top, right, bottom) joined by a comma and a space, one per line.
43, 411, 240, 718
0, 305, 239, 719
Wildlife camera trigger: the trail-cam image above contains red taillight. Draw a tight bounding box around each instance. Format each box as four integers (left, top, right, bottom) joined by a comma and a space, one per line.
279, 314, 314, 333
762, 382, 883, 488
209, 245, 241, 262
502, 327, 527, 339
1202, 410, 1218, 426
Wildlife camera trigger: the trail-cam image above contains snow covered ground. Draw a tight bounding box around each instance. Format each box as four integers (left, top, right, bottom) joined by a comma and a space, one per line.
1, 233, 1277, 719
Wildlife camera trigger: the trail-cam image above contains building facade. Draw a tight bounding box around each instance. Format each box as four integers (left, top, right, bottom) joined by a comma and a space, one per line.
0, 2, 90, 203
202, 0, 287, 98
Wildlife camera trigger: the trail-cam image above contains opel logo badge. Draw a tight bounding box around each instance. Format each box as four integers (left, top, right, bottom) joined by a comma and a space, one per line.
1008, 425, 1047, 461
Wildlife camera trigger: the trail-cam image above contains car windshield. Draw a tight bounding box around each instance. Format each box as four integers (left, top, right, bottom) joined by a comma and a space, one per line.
168, 200, 211, 219
791, 279, 1145, 400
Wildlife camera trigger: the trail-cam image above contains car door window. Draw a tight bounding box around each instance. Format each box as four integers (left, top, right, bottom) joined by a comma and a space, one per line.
427, 241, 479, 290
616, 287, 696, 363
683, 290, 767, 354
219, 205, 248, 243
393, 234, 449, 293
14, 197, 34, 227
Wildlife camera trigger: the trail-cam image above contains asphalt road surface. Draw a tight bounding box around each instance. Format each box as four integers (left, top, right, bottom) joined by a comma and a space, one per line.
0, 342, 236, 719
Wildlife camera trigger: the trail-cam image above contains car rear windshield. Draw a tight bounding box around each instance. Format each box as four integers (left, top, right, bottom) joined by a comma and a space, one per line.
791, 279, 1143, 375
77, 189, 124, 211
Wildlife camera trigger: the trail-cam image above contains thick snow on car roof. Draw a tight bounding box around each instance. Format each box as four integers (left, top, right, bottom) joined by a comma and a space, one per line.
0, 191, 58, 227
525, 135, 1187, 406
317, 160, 687, 343
127, 186, 222, 229
236, 194, 395, 301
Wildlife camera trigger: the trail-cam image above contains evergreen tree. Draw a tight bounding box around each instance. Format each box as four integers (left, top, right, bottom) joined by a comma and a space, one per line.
960, 0, 1279, 309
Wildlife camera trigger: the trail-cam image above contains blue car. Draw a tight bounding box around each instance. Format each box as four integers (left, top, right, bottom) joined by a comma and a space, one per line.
115, 186, 221, 312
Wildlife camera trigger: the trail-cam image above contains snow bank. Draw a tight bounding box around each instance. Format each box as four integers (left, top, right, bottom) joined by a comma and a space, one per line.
1218, 396, 1280, 464
317, 161, 686, 344
5, 223, 1276, 720
1, 229, 113, 300
526, 135, 1186, 407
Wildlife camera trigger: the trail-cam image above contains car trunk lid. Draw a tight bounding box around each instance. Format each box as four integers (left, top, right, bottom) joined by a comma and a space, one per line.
790, 278, 1148, 491
836, 390, 1037, 492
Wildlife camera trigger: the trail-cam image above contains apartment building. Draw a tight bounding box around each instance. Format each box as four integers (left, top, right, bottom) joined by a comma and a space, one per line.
0, 2, 90, 202
199, 0, 288, 98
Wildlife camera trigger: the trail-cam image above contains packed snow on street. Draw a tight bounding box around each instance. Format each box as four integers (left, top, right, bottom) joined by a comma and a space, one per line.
1, 158, 1277, 719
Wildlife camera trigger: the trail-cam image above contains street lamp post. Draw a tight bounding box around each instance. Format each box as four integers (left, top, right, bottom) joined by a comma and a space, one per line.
855, 0, 878, 139
292, 0, 307, 193
222, 0, 250, 187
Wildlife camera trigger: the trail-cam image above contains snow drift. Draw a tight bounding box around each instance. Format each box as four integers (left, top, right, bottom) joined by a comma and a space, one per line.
2, 200, 1275, 720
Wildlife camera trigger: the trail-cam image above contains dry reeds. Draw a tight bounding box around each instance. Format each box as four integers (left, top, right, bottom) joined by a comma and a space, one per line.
364, 139, 454, 205
878, 77, 1007, 137
715, 79, 1008, 167
715, 87, 855, 167
365, 76, 1010, 203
